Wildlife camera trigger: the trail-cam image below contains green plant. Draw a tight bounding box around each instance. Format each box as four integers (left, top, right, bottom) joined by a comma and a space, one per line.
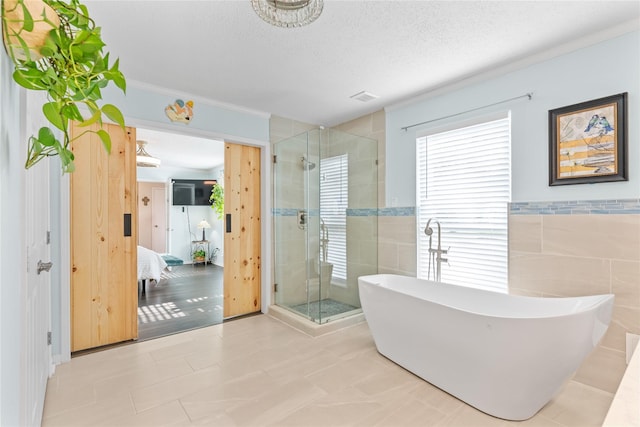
192, 249, 206, 260
209, 183, 224, 220
2, 0, 126, 173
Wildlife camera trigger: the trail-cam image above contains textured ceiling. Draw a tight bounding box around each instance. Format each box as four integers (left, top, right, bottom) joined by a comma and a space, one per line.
86, 1, 639, 126
87, 1, 639, 169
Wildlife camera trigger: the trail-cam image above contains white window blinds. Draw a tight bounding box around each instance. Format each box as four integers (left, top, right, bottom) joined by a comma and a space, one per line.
416, 116, 511, 292
320, 154, 348, 282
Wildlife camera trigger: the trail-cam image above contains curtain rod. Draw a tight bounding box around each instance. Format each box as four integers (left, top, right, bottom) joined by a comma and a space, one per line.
401, 92, 533, 132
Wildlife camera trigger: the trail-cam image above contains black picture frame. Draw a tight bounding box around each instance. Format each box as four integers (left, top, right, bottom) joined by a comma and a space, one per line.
549, 92, 628, 186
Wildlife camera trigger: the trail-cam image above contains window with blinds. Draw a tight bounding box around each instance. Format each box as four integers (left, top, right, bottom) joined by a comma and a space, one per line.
320, 154, 348, 283
416, 115, 511, 292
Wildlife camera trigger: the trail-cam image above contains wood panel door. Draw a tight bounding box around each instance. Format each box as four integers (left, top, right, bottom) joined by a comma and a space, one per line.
224, 142, 261, 318
70, 122, 137, 351
151, 185, 167, 253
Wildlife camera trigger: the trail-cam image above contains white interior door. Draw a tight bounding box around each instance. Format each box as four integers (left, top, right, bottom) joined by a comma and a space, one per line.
22, 92, 52, 426
151, 185, 167, 253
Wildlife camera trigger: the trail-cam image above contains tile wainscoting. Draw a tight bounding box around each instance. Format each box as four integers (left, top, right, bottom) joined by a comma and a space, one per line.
509, 199, 640, 395
377, 207, 417, 277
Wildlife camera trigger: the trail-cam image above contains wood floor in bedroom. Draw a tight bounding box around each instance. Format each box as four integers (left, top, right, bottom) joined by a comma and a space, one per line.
137, 264, 224, 341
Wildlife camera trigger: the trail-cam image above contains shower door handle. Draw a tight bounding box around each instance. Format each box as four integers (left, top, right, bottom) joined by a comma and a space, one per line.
226, 213, 231, 233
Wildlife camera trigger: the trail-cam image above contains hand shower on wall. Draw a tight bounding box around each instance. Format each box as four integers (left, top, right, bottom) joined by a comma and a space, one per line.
320, 218, 329, 262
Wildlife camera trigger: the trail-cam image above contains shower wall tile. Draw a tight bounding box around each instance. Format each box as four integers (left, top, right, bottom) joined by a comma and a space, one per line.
348, 217, 377, 245
269, 115, 295, 143
378, 216, 416, 276
334, 114, 374, 137
397, 244, 417, 276
371, 110, 385, 133
333, 110, 385, 208
271, 113, 383, 312
356, 242, 379, 269
378, 241, 401, 272
270, 115, 317, 143
347, 216, 378, 304
509, 200, 640, 397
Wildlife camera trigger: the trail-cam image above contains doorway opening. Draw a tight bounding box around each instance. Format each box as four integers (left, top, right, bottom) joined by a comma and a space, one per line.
135, 127, 225, 340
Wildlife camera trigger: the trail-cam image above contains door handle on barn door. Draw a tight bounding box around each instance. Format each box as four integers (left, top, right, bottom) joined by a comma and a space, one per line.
124, 213, 132, 236
226, 214, 231, 233
37, 260, 53, 275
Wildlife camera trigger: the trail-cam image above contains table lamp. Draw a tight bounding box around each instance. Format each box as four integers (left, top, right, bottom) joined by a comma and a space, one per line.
197, 219, 211, 241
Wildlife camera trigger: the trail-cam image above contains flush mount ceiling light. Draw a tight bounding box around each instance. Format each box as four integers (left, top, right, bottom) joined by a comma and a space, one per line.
136, 140, 161, 168
251, 0, 323, 28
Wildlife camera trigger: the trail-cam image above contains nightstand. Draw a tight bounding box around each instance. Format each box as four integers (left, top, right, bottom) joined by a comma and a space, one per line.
191, 240, 209, 267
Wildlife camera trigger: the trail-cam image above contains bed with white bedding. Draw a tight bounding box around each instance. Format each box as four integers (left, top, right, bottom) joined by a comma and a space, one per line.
137, 246, 168, 294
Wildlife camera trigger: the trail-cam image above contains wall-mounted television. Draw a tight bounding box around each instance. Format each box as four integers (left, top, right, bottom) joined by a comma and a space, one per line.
171, 179, 217, 206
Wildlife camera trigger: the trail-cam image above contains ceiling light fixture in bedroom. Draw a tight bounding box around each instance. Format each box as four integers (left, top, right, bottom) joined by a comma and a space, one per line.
136, 140, 161, 167
251, 0, 323, 28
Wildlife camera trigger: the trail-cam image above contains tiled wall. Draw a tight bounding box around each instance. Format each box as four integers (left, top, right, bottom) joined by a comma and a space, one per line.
509, 199, 640, 394
271, 114, 635, 397
270, 115, 379, 308
377, 208, 417, 277
270, 117, 317, 306
333, 110, 386, 207
334, 112, 419, 277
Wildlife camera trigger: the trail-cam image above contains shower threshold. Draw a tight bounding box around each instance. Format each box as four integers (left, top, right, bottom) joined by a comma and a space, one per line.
268, 303, 364, 337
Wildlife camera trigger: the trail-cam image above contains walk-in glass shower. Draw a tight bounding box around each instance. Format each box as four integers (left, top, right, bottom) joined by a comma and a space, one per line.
273, 128, 378, 324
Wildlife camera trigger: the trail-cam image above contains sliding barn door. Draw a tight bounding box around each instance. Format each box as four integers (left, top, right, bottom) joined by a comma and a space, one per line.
224, 142, 261, 318
70, 122, 137, 351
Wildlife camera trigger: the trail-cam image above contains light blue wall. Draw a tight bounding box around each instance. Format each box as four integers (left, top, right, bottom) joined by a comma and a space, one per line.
386, 30, 640, 206
102, 84, 269, 143
101, 81, 271, 304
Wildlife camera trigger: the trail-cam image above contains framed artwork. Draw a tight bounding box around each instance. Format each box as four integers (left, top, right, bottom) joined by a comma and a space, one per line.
549, 92, 627, 186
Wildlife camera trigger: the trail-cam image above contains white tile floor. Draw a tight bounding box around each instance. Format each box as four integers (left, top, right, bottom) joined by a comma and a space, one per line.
43, 315, 614, 426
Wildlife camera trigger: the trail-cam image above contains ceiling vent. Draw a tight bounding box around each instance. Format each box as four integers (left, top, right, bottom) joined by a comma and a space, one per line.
350, 91, 379, 102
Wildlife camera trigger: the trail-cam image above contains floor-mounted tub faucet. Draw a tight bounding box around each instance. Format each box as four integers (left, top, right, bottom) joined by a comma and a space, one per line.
425, 218, 448, 282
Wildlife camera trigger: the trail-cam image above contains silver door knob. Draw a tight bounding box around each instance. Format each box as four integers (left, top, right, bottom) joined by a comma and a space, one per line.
37, 261, 53, 275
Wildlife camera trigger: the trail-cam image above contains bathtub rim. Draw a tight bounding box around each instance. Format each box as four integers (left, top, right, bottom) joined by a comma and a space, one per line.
358, 273, 614, 320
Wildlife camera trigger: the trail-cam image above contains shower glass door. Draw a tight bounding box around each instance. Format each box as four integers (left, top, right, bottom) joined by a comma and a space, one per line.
273, 128, 377, 324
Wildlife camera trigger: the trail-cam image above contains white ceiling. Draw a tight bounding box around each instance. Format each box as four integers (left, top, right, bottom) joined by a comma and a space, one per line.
136, 127, 225, 170
88, 1, 639, 169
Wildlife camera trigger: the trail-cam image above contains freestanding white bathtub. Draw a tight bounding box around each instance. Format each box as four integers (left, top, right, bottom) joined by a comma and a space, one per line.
358, 274, 614, 421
